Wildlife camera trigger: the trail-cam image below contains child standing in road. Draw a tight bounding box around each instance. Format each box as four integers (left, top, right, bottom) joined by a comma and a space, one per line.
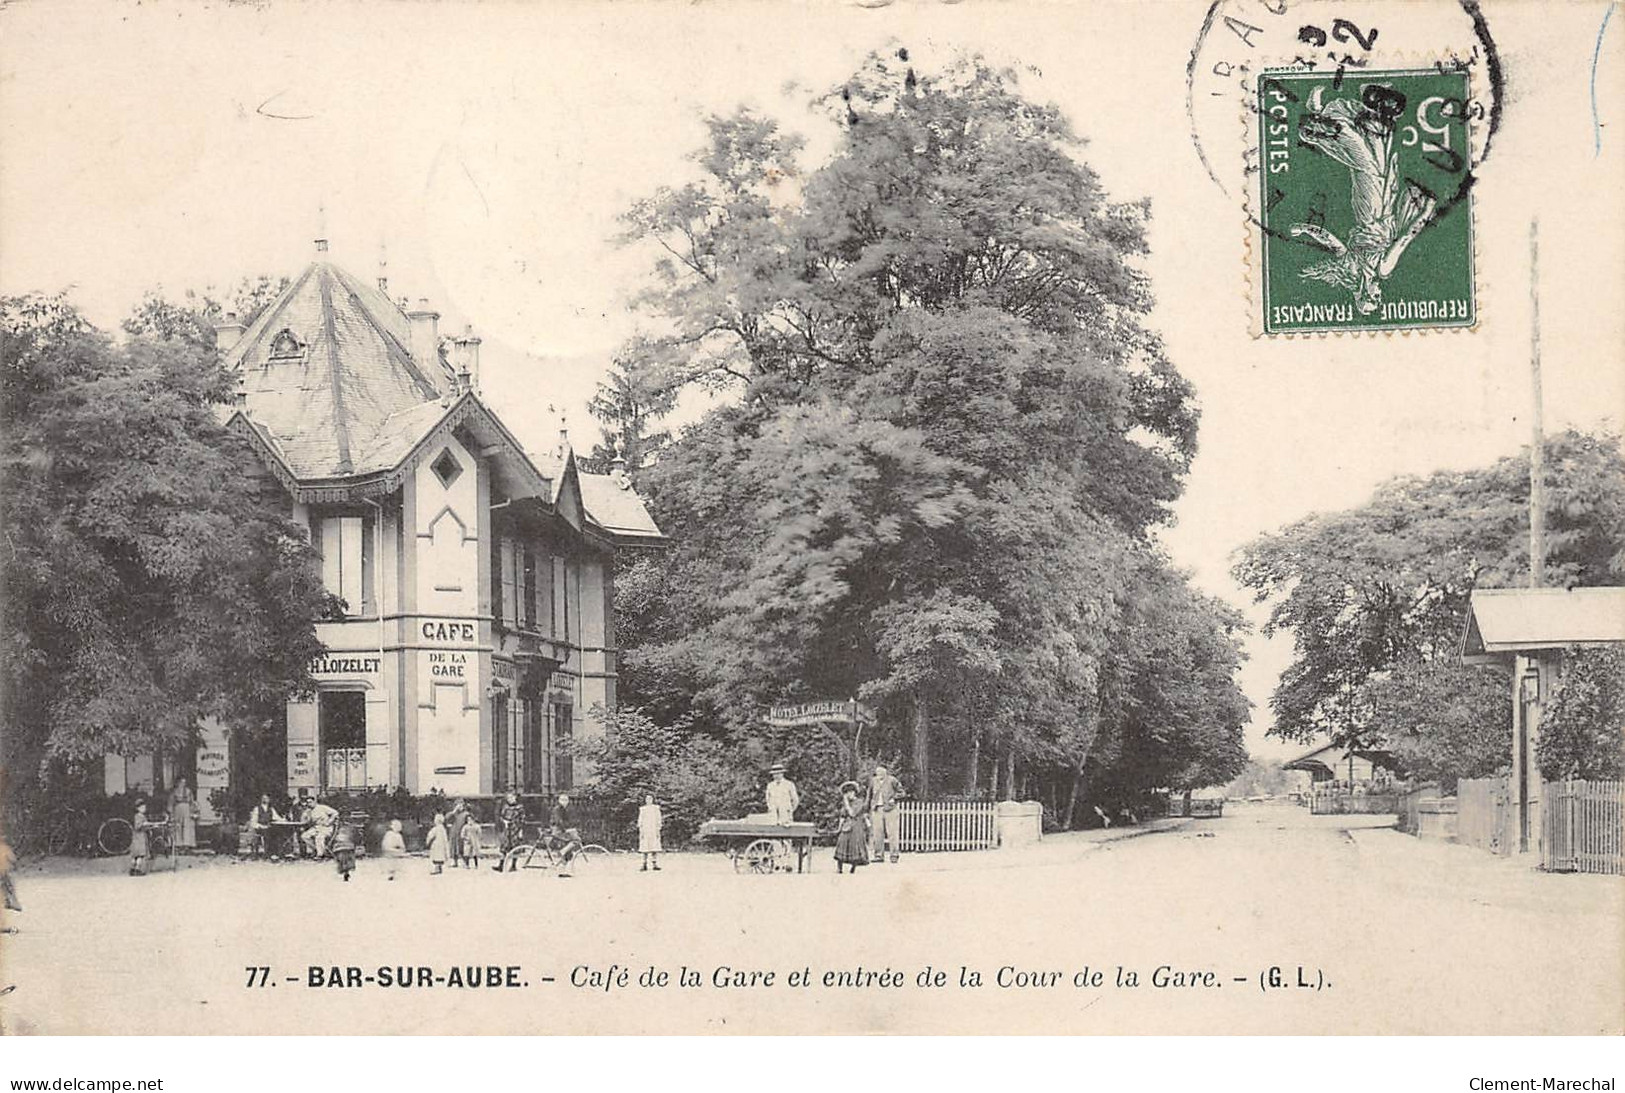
426, 813, 449, 876
381, 819, 407, 881
459, 814, 482, 868
638, 793, 663, 872
332, 821, 358, 882
129, 801, 152, 877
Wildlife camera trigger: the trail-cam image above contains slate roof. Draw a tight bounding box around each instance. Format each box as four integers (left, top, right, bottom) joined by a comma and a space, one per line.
226, 261, 449, 479
578, 471, 664, 539
1461, 587, 1625, 659
226, 256, 664, 542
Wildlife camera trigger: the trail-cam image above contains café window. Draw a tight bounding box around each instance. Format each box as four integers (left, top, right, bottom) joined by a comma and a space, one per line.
312, 514, 375, 616
492, 693, 512, 793
319, 690, 367, 791
523, 700, 546, 792
552, 703, 574, 791
522, 547, 538, 631
490, 534, 504, 629
552, 556, 570, 642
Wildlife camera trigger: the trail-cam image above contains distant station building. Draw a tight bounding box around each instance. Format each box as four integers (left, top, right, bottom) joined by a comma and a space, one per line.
1281, 741, 1399, 789
105, 244, 662, 813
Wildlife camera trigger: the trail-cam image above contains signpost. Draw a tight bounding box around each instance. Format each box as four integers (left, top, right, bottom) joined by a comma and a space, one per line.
766, 699, 873, 727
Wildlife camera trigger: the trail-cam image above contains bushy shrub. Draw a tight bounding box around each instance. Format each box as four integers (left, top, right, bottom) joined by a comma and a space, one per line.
1539, 646, 1625, 781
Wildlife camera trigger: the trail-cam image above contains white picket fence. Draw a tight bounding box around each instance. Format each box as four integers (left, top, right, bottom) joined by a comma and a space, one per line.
896, 799, 997, 852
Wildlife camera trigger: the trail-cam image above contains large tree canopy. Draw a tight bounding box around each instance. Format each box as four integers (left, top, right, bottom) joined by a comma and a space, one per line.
603, 51, 1246, 812
1235, 429, 1625, 764
1, 293, 330, 803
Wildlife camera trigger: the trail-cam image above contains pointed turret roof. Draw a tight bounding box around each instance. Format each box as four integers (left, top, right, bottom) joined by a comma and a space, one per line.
223, 254, 664, 544
226, 261, 452, 479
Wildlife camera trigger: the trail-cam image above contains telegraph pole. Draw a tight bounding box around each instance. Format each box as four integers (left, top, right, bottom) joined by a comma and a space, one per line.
1529, 220, 1545, 589
1517, 219, 1546, 853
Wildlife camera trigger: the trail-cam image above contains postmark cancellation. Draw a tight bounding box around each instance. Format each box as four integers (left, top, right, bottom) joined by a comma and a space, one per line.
1254, 66, 1477, 336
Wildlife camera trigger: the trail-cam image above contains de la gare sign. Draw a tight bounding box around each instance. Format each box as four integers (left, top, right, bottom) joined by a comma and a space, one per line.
766, 700, 875, 727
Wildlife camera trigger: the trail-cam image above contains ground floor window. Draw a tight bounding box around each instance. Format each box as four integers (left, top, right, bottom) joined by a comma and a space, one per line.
553, 704, 573, 791
492, 693, 511, 793
320, 690, 367, 790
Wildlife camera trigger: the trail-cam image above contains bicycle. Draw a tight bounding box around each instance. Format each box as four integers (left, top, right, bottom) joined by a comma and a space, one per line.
39, 805, 94, 857
99, 815, 175, 869
501, 827, 611, 874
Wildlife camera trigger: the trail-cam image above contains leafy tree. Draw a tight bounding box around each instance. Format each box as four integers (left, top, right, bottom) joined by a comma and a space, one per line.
121, 274, 290, 347
1538, 646, 1625, 781
582, 354, 676, 478
607, 51, 1236, 815
1367, 656, 1511, 791
1, 293, 331, 818
1235, 429, 1625, 751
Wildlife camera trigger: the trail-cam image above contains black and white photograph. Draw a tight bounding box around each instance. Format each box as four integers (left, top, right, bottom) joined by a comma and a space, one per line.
0, 0, 1621, 1078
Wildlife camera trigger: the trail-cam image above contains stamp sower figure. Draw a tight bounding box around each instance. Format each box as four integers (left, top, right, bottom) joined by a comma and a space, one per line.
550, 794, 582, 878
833, 781, 869, 875
764, 762, 800, 825
1290, 84, 1438, 315
381, 818, 407, 881
426, 812, 450, 875
494, 791, 525, 873
331, 820, 358, 882
302, 795, 339, 859
866, 764, 905, 864
638, 793, 663, 872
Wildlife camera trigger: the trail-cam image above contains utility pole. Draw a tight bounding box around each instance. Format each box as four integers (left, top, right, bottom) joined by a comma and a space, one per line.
1516, 218, 1546, 854
1529, 219, 1545, 589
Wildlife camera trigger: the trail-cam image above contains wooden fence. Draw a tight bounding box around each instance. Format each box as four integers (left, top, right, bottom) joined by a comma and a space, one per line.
897, 800, 997, 852
1395, 782, 1440, 835
1456, 776, 1514, 856
1309, 790, 1400, 815
1542, 779, 1625, 875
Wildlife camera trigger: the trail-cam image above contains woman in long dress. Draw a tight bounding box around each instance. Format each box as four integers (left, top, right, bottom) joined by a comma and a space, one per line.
168, 780, 196, 851
833, 781, 869, 875
637, 794, 663, 872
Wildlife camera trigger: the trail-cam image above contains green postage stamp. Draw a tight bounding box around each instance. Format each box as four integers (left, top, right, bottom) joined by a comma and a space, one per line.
1256, 68, 1475, 335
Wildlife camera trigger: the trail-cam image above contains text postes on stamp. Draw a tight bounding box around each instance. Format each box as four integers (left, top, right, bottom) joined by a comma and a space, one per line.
1257, 68, 1475, 335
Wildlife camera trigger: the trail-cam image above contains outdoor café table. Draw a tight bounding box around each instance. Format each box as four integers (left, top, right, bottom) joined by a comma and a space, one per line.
268, 820, 308, 859
697, 819, 820, 874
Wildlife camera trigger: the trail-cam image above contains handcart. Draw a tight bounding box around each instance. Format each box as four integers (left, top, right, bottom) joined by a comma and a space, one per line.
697, 817, 820, 874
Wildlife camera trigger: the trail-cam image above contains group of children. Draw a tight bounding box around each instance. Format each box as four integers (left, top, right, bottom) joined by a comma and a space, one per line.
331, 794, 666, 882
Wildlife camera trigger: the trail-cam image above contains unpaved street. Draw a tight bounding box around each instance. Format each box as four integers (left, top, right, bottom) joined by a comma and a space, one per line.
3, 801, 1619, 1035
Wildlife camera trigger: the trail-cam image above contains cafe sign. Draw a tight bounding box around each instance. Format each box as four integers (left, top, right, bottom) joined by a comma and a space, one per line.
766, 699, 873, 727
418, 617, 479, 645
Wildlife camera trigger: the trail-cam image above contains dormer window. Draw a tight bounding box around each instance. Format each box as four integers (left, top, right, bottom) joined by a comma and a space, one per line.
268, 328, 306, 359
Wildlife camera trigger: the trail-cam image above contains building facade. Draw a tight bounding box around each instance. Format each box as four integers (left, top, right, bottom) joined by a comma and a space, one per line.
101, 248, 661, 807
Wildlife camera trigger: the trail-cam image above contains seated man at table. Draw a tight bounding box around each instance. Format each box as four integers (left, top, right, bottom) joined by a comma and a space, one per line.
302, 795, 340, 859
245, 794, 282, 858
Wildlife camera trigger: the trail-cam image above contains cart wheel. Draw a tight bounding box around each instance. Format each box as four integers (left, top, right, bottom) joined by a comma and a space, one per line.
97, 817, 133, 856
741, 838, 786, 875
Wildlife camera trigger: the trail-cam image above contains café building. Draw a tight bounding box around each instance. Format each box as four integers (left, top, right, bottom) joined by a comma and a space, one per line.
105, 245, 662, 812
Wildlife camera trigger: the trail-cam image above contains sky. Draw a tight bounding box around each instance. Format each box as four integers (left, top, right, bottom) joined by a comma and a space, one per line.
3, 0, 1621, 762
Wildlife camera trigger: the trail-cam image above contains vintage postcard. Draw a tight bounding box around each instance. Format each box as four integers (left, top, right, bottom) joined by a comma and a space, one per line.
1, 0, 1621, 1053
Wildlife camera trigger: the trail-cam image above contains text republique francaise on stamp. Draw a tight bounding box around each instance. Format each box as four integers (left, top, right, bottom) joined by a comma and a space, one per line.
1257, 67, 1476, 335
